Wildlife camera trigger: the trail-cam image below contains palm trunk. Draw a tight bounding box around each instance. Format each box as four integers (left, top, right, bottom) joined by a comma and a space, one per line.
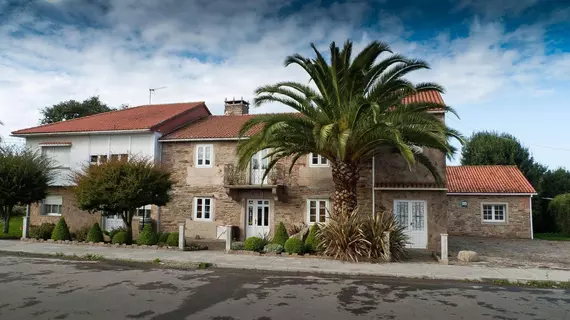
331, 161, 360, 216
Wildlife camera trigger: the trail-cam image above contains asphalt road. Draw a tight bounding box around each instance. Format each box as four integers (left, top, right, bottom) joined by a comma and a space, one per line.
0, 253, 569, 320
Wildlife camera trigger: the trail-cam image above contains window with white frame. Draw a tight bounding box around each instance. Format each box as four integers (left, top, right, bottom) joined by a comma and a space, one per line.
41, 196, 63, 216
307, 199, 329, 224
42, 146, 71, 168
482, 204, 507, 222
194, 197, 213, 221
196, 145, 213, 168
309, 153, 328, 167
135, 205, 151, 218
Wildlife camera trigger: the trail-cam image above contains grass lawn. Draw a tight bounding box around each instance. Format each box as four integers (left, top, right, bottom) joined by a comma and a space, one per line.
0, 216, 23, 239
534, 233, 570, 241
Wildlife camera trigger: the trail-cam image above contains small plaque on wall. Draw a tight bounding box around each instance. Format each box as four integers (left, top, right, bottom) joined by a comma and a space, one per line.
460, 201, 468, 208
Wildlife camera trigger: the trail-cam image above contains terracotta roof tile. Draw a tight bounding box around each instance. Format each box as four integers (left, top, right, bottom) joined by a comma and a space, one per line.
160, 114, 267, 140
446, 166, 536, 194
12, 102, 205, 135
402, 90, 444, 105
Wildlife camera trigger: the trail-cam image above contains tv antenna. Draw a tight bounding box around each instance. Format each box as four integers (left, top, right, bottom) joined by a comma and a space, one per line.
149, 86, 166, 105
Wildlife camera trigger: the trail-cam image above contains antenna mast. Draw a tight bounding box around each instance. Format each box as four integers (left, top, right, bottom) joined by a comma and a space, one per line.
148, 86, 167, 105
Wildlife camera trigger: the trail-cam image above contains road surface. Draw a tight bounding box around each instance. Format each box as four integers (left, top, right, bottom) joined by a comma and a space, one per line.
0, 253, 568, 319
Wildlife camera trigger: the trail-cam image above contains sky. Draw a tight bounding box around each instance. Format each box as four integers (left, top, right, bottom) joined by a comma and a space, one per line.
1, 0, 569, 168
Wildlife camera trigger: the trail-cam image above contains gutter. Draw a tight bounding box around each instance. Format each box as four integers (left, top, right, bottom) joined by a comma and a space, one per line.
447, 193, 537, 196
12, 129, 152, 137
159, 137, 248, 142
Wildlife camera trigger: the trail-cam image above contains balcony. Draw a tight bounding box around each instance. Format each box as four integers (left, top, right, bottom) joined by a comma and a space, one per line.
223, 163, 286, 201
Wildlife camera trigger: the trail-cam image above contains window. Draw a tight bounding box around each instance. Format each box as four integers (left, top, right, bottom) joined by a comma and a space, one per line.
135, 205, 151, 218
482, 204, 507, 222
194, 197, 213, 221
41, 196, 63, 216
42, 146, 70, 168
90, 154, 127, 165
307, 199, 329, 224
309, 153, 328, 167
196, 145, 213, 168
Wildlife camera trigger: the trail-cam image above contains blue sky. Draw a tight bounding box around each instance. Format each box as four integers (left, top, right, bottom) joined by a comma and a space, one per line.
1, 0, 569, 168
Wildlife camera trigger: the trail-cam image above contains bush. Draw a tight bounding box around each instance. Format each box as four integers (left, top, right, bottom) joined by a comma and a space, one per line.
243, 236, 266, 252
51, 217, 71, 241
230, 241, 245, 250
108, 227, 126, 240
137, 225, 158, 245
304, 224, 320, 253
166, 232, 179, 246
86, 223, 104, 243
29, 223, 55, 240
112, 231, 128, 244
549, 193, 570, 235
319, 209, 409, 262
272, 222, 289, 246
263, 243, 284, 254
284, 238, 304, 254
158, 232, 170, 244
72, 225, 91, 242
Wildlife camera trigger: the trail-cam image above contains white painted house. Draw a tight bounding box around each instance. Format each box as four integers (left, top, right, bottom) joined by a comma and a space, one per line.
12, 101, 211, 232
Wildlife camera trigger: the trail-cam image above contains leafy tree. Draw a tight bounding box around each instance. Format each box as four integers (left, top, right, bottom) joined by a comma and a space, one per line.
461, 131, 546, 188
236, 40, 461, 215
73, 157, 173, 244
537, 169, 570, 232
0, 147, 53, 234
40, 96, 114, 124
548, 193, 570, 235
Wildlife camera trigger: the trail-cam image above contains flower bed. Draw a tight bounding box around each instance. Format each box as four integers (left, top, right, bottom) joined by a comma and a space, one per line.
226, 249, 334, 259
20, 237, 205, 251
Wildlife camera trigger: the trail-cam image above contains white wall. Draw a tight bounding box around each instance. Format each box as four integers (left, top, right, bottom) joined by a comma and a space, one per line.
25, 132, 158, 186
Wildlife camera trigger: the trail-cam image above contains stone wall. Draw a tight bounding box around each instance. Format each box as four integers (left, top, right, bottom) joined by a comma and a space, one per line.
447, 195, 532, 238
30, 187, 100, 232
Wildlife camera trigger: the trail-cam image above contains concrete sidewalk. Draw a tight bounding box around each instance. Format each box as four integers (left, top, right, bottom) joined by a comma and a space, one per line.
1, 240, 569, 283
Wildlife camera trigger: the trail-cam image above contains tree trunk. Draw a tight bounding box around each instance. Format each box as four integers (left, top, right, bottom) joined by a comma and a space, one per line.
331, 161, 360, 216
2, 213, 9, 234
1, 205, 12, 234
122, 210, 136, 245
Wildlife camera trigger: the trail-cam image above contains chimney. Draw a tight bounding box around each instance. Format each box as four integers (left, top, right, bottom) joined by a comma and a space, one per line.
224, 97, 250, 115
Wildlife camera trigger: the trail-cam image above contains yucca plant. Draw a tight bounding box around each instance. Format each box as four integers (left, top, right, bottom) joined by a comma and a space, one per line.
317, 207, 369, 262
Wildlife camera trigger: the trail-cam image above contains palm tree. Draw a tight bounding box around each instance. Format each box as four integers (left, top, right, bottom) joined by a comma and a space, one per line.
237, 40, 463, 215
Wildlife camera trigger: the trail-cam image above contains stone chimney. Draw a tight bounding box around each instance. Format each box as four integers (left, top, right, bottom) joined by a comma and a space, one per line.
224, 98, 250, 115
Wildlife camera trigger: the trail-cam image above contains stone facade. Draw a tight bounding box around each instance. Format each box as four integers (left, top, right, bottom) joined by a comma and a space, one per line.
29, 187, 100, 231
447, 195, 532, 238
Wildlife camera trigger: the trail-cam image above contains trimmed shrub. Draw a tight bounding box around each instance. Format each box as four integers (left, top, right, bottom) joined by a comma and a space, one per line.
263, 243, 284, 254
243, 236, 266, 252
230, 241, 245, 250
137, 225, 158, 245
304, 224, 320, 253
284, 237, 304, 254
166, 232, 179, 246
29, 223, 55, 240
51, 217, 71, 241
158, 232, 170, 244
272, 222, 289, 246
112, 231, 128, 244
86, 223, 104, 243
72, 225, 90, 242
108, 227, 126, 240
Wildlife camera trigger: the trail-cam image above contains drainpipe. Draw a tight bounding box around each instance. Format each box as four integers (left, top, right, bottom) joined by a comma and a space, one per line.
529, 195, 534, 240
372, 155, 376, 219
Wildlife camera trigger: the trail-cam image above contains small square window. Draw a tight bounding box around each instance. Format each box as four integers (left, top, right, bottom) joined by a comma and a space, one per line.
482, 204, 507, 222
307, 199, 329, 224
309, 153, 328, 167
194, 197, 213, 221
196, 145, 213, 168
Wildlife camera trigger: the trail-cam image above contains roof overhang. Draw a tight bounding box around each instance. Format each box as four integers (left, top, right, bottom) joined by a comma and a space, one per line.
12, 129, 152, 137
375, 187, 448, 191
447, 192, 537, 196
159, 137, 248, 142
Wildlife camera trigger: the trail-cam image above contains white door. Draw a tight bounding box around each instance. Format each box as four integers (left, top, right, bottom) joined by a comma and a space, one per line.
394, 200, 427, 249
250, 150, 269, 184
104, 214, 125, 232
246, 199, 270, 238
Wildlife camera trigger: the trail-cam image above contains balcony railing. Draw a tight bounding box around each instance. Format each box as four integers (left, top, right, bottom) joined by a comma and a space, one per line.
223, 163, 286, 186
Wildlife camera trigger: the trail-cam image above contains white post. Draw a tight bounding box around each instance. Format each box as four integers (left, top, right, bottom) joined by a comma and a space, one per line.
225, 225, 233, 251
529, 195, 534, 239
178, 223, 185, 250
22, 216, 29, 239
440, 233, 448, 264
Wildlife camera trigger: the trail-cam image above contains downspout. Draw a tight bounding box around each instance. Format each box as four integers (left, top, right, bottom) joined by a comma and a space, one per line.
372, 155, 376, 219
156, 138, 162, 232
529, 195, 534, 240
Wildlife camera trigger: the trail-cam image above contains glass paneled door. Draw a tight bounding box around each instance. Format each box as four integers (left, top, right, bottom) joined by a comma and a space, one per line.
246, 200, 270, 238
250, 149, 269, 184
394, 200, 427, 249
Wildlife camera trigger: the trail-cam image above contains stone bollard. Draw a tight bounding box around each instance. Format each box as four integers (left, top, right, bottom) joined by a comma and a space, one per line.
382, 231, 391, 262
22, 216, 30, 239
178, 223, 185, 251
225, 225, 233, 251
440, 233, 449, 264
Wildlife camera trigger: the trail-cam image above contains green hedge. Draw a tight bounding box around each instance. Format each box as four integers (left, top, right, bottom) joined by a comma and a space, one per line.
29, 223, 55, 240
72, 225, 90, 242
272, 222, 289, 246
108, 227, 126, 240
51, 217, 71, 241
112, 231, 128, 244
159, 232, 170, 244
86, 223, 104, 243
137, 225, 158, 245
284, 237, 304, 254
166, 232, 179, 246
304, 224, 320, 253
244, 236, 266, 252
